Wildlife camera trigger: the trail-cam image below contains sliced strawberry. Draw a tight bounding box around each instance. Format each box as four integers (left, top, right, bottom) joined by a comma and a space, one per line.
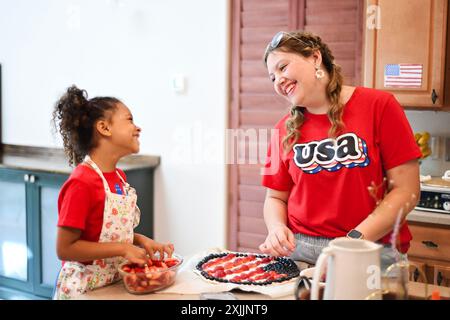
223, 262, 234, 269
213, 270, 226, 278
211, 265, 224, 273
253, 273, 270, 281
240, 264, 249, 271
134, 267, 145, 273
222, 254, 236, 262
239, 272, 251, 280
261, 257, 273, 264
151, 260, 162, 267
164, 258, 179, 268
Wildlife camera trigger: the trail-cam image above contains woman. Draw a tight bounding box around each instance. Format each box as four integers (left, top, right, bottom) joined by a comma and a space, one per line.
259, 31, 421, 271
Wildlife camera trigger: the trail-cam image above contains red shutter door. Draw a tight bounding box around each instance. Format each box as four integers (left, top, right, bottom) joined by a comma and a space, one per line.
228, 0, 363, 253
304, 0, 364, 86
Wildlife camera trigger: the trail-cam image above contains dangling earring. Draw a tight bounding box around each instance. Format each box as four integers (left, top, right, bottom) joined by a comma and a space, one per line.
315, 66, 325, 79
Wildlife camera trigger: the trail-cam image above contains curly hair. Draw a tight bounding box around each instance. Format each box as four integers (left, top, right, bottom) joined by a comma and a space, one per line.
263, 31, 345, 153
52, 85, 120, 166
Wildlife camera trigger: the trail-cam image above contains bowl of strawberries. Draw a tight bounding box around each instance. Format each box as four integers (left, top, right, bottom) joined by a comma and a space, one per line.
118, 253, 183, 294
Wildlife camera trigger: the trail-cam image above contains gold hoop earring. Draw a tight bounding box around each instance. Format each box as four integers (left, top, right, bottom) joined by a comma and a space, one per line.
315, 68, 325, 79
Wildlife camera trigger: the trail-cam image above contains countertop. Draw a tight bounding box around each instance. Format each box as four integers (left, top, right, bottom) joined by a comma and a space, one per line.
407, 209, 450, 226
0, 144, 160, 174
75, 273, 449, 301
74, 256, 450, 300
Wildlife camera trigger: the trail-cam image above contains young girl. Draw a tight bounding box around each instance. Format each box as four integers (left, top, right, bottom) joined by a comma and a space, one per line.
52, 85, 173, 299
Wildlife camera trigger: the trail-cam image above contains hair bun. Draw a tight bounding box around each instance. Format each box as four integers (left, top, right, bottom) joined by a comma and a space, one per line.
65, 85, 88, 109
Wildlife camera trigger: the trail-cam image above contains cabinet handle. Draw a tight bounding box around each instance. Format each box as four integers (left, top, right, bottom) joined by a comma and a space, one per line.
437, 271, 443, 286
413, 268, 420, 282
431, 89, 438, 104
422, 240, 438, 248
24, 174, 29, 182
29, 175, 35, 183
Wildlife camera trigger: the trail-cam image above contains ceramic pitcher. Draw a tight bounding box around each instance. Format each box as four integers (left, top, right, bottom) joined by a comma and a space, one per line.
310, 238, 382, 300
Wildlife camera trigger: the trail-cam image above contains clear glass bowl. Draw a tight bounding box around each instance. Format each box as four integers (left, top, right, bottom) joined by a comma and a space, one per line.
118, 253, 183, 294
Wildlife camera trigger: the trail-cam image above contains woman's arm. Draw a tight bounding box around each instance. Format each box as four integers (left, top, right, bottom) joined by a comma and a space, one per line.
259, 188, 296, 256
353, 159, 420, 242
56, 226, 147, 264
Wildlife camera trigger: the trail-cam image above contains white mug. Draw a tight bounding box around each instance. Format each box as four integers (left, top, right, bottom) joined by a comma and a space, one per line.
442, 170, 450, 181
310, 238, 382, 300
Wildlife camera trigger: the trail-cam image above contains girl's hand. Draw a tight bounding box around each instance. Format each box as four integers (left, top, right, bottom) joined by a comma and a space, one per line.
138, 236, 175, 260
259, 224, 296, 257
122, 243, 148, 265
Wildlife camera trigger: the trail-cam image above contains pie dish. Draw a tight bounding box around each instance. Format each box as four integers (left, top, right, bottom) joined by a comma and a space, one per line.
195, 252, 299, 285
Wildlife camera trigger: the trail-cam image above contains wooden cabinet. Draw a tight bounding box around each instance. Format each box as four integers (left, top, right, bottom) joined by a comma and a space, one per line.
363, 0, 449, 107
408, 222, 450, 287
408, 260, 428, 283
433, 264, 450, 286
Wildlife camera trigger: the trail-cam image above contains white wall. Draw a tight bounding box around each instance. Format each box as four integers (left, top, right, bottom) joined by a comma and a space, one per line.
405, 110, 450, 177
0, 0, 229, 256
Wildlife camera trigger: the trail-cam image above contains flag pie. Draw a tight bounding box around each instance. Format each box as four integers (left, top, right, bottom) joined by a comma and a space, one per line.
384, 64, 423, 88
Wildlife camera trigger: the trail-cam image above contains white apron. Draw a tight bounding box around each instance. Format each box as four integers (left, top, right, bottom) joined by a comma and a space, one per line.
54, 156, 140, 300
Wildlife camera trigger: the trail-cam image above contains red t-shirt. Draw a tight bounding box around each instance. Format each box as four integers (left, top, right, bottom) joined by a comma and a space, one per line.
262, 87, 421, 253
57, 164, 127, 263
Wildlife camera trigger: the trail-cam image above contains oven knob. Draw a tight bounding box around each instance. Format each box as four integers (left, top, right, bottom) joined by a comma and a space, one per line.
444, 202, 450, 211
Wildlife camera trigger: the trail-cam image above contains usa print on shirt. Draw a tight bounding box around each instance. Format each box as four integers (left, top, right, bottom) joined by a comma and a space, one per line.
293, 132, 370, 174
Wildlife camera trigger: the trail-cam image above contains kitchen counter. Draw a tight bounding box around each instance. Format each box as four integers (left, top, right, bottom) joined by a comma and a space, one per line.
407, 209, 450, 226
75, 276, 449, 300
0, 144, 160, 174
74, 254, 450, 300
75, 281, 286, 300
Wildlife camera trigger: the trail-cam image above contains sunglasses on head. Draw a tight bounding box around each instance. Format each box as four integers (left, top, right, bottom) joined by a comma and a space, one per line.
268, 31, 310, 51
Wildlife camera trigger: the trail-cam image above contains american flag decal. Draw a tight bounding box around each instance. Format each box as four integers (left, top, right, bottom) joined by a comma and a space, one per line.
384, 64, 423, 88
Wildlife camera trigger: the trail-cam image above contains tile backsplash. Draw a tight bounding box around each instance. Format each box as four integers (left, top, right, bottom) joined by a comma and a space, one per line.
405, 110, 450, 177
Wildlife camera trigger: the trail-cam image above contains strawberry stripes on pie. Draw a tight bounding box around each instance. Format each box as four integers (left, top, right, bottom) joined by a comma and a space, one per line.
195, 252, 299, 285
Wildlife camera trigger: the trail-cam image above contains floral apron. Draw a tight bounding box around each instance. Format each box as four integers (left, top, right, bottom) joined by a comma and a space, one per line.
54, 156, 140, 300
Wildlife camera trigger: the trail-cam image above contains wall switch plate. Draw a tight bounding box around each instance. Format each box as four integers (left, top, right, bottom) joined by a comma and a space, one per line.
172, 74, 186, 94
430, 136, 439, 160
445, 137, 450, 161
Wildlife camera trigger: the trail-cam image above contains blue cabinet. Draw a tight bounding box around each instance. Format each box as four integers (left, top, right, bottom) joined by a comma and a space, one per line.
0, 168, 67, 298
0, 162, 156, 299
0, 145, 158, 299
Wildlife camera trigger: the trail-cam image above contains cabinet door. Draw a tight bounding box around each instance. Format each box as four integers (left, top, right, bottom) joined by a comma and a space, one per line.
363, 0, 448, 107
28, 172, 67, 298
407, 259, 428, 283
433, 263, 450, 287
0, 169, 32, 292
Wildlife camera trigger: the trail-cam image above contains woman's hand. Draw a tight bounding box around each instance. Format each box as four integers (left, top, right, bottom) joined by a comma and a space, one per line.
134, 234, 174, 260
260, 188, 295, 256
259, 223, 296, 257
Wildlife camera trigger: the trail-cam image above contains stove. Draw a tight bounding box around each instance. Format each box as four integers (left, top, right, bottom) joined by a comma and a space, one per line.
416, 176, 450, 214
